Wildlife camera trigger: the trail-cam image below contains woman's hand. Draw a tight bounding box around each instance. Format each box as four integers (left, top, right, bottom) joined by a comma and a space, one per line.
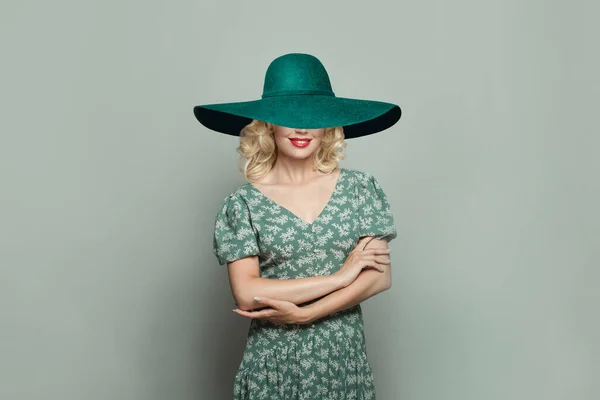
232, 296, 312, 325
333, 236, 392, 288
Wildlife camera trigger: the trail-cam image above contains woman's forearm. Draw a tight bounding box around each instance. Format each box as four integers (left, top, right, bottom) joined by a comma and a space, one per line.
301, 267, 391, 323
234, 274, 344, 311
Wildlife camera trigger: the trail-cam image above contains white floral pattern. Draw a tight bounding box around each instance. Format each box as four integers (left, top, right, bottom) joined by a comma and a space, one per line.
213, 168, 397, 399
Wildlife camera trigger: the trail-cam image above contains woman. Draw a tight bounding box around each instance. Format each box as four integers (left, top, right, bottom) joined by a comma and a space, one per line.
194, 53, 402, 399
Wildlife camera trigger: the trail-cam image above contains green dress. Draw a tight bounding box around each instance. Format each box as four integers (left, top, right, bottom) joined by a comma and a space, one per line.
212, 167, 397, 400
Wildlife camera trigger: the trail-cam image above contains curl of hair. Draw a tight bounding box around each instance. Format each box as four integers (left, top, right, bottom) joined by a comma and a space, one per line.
237, 120, 347, 183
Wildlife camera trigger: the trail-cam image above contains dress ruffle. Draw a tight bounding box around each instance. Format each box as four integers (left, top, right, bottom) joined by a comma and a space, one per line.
232, 335, 376, 399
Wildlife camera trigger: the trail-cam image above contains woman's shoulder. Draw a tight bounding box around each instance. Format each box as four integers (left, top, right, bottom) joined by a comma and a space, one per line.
341, 168, 393, 201
216, 183, 254, 211
341, 167, 378, 184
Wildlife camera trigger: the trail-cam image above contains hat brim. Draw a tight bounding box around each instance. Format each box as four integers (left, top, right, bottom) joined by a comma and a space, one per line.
193, 95, 401, 139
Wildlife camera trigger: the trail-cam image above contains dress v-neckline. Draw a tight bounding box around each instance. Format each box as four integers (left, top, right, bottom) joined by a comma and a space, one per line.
247, 168, 345, 226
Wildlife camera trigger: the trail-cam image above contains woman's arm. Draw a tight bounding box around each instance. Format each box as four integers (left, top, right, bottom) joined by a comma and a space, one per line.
299, 237, 392, 323
227, 256, 344, 311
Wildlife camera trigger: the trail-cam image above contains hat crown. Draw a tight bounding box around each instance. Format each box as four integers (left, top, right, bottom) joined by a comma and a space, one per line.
262, 53, 335, 98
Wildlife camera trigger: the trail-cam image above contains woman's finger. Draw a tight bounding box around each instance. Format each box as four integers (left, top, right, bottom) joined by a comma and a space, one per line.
362, 248, 392, 255
370, 262, 385, 272
361, 261, 385, 272
360, 254, 391, 264
233, 308, 278, 319
375, 255, 392, 264
363, 254, 391, 264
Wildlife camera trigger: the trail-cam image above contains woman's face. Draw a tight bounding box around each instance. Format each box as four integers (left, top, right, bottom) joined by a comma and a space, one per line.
271, 125, 325, 159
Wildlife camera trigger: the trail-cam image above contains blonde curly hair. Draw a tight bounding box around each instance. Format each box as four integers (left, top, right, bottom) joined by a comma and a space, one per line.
237, 120, 347, 183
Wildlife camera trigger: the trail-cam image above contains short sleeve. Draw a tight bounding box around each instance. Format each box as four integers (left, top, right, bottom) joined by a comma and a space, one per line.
357, 173, 398, 242
212, 193, 260, 265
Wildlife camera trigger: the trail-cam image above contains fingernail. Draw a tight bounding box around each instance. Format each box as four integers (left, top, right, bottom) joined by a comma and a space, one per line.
253, 296, 261, 301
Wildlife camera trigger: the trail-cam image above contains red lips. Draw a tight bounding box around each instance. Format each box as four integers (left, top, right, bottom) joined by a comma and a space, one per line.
289, 138, 311, 148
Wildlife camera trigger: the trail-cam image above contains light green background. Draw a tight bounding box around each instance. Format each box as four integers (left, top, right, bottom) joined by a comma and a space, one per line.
1, 1, 598, 399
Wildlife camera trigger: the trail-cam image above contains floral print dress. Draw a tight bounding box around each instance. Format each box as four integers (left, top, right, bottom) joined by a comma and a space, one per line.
212, 167, 397, 400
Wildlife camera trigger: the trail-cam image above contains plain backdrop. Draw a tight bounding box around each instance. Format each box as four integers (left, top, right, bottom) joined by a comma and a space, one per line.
1, 1, 598, 399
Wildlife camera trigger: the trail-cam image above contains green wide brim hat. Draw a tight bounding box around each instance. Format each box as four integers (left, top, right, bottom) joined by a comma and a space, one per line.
193, 53, 401, 139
